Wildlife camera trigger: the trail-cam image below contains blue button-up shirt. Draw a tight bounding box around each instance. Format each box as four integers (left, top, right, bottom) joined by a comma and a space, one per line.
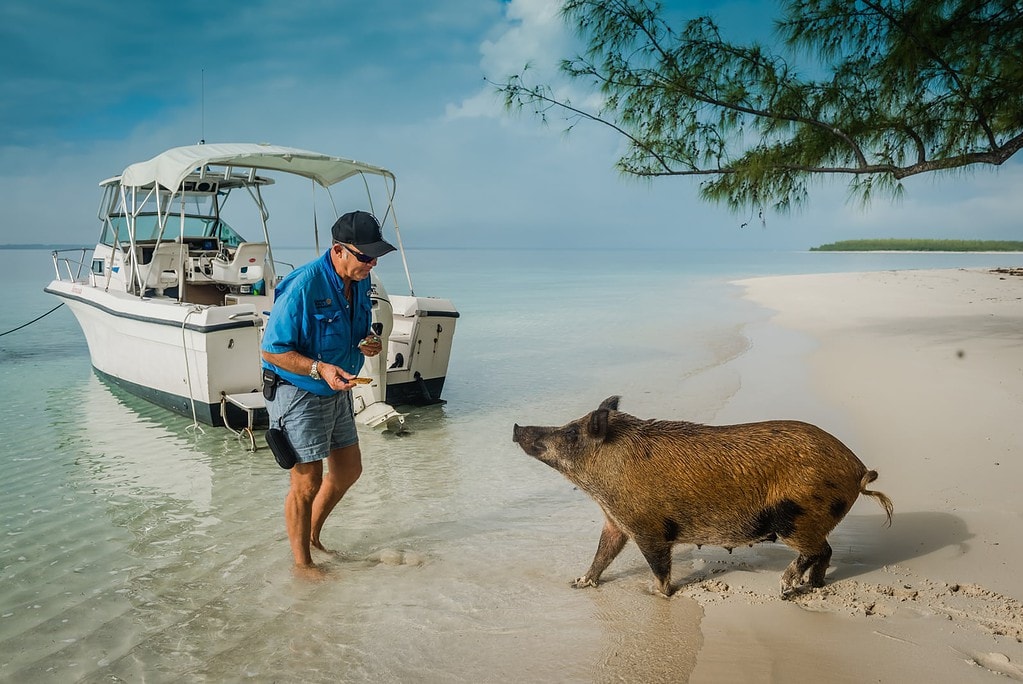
261, 250, 372, 396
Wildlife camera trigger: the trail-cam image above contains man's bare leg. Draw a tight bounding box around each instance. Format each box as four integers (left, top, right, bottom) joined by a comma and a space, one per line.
286, 460, 324, 568
310, 443, 363, 552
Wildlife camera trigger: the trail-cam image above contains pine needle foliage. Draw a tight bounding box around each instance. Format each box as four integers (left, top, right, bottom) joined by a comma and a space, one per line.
494, 0, 1023, 214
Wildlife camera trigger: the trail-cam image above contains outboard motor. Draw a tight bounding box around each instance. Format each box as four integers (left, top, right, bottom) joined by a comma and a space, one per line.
351, 273, 404, 429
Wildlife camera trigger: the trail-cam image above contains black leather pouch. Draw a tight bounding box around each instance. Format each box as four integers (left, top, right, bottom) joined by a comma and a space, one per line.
266, 427, 298, 469
262, 368, 278, 401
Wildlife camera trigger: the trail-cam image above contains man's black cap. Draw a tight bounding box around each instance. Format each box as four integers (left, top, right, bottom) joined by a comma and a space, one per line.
330, 211, 396, 258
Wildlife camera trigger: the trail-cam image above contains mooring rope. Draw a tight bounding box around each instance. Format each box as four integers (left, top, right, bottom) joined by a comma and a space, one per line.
0, 303, 65, 337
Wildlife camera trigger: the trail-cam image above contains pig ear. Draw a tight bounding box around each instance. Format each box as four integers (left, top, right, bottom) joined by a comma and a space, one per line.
598, 395, 620, 412
588, 408, 610, 440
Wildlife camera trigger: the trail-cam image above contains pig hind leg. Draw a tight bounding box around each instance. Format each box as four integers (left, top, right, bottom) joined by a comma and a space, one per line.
805, 542, 833, 587
750, 497, 841, 595
574, 515, 629, 589
780, 535, 833, 596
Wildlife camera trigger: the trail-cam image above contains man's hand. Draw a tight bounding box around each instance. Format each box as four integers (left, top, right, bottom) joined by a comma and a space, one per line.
358, 334, 383, 357
320, 362, 355, 390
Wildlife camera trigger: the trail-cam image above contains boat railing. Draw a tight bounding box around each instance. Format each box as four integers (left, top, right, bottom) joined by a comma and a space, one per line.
51, 248, 90, 282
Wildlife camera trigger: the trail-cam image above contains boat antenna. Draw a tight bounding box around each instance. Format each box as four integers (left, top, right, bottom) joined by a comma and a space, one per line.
199, 68, 206, 144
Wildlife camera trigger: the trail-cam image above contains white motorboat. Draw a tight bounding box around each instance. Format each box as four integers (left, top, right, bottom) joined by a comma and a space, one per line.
46, 143, 458, 439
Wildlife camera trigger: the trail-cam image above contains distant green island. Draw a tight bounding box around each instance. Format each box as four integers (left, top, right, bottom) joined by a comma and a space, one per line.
811, 239, 1023, 252
0, 244, 89, 250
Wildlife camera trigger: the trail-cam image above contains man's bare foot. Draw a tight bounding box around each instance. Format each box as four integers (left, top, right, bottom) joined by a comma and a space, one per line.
311, 538, 331, 553
292, 562, 329, 580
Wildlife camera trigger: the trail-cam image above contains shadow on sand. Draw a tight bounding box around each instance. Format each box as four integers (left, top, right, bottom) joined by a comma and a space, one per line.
578, 510, 972, 589
825, 510, 972, 582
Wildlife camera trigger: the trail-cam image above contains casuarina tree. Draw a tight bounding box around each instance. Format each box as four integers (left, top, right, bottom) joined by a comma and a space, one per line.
494, 0, 1023, 213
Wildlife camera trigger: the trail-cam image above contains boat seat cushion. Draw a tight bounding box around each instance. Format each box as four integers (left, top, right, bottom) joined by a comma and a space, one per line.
142, 242, 187, 294
212, 242, 267, 284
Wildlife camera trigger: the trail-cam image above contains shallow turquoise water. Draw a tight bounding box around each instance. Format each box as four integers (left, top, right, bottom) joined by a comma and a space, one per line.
1, 247, 1017, 682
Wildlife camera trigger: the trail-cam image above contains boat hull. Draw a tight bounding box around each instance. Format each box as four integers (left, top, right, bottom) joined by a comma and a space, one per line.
46, 281, 458, 428
94, 367, 261, 427
46, 280, 265, 427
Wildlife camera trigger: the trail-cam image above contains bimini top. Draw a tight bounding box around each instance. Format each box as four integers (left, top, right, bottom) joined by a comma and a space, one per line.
116, 142, 395, 191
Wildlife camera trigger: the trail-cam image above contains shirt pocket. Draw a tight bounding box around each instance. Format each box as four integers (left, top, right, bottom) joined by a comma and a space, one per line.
354, 293, 372, 337
313, 310, 348, 358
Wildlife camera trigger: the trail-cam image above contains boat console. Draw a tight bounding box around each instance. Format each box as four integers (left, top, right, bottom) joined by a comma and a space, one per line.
125, 238, 270, 302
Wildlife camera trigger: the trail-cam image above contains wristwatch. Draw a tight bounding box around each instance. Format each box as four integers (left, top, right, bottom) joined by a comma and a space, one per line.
309, 359, 321, 381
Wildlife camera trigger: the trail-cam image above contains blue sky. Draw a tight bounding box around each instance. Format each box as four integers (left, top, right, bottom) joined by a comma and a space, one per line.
1, 0, 1020, 250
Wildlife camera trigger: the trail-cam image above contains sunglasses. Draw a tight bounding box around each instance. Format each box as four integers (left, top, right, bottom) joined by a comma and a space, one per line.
341, 244, 376, 264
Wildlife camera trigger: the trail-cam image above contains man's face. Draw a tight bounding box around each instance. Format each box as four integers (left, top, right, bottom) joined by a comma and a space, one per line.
334, 243, 377, 281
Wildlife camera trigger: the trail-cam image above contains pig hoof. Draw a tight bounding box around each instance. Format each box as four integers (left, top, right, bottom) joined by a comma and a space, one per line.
572, 576, 598, 589
780, 582, 811, 600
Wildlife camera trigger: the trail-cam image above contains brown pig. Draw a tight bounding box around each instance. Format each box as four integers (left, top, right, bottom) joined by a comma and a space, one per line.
512, 396, 893, 597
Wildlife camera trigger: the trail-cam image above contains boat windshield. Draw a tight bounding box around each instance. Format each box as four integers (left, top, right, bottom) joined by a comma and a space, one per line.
100, 189, 250, 248
100, 215, 246, 247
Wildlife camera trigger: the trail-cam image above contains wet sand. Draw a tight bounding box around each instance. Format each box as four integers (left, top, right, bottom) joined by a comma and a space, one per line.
681, 268, 1023, 682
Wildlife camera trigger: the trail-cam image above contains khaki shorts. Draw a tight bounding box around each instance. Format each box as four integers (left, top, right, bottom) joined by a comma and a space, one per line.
266, 384, 358, 463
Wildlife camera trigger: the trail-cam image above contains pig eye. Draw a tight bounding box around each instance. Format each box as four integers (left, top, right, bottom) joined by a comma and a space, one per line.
564, 425, 579, 442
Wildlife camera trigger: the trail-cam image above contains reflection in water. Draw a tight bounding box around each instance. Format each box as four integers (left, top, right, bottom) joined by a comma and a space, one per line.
69, 375, 216, 511
590, 589, 704, 683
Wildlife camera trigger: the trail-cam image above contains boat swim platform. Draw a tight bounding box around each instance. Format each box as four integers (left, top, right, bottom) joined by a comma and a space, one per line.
220, 391, 266, 451
219, 390, 407, 449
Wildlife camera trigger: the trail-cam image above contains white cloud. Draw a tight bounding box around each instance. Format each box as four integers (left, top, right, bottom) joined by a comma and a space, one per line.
447, 0, 581, 121
480, 0, 566, 77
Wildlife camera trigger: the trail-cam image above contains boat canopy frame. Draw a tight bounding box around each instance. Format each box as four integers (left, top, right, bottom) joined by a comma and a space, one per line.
95, 143, 415, 298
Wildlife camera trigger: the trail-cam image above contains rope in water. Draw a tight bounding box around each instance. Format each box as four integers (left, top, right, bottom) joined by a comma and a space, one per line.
0, 303, 65, 337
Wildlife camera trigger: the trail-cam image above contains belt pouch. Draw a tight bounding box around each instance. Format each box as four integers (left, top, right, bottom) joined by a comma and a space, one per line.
266, 427, 298, 469
262, 368, 279, 401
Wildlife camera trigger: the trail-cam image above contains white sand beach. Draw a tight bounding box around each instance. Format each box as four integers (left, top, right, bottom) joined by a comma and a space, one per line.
678, 268, 1023, 682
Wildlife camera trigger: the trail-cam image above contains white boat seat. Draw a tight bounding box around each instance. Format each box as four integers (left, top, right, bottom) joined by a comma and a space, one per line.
212, 242, 267, 285
142, 242, 186, 296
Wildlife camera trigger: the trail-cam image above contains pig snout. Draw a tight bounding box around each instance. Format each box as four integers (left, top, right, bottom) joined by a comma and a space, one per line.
512, 424, 546, 458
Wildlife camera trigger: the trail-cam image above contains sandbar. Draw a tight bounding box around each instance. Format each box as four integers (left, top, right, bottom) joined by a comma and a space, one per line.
683, 268, 1023, 682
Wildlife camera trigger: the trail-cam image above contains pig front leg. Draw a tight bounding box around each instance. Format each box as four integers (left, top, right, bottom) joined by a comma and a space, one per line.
635, 538, 675, 597
573, 515, 629, 589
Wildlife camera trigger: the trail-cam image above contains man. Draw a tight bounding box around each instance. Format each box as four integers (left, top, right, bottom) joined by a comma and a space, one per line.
261, 210, 395, 573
